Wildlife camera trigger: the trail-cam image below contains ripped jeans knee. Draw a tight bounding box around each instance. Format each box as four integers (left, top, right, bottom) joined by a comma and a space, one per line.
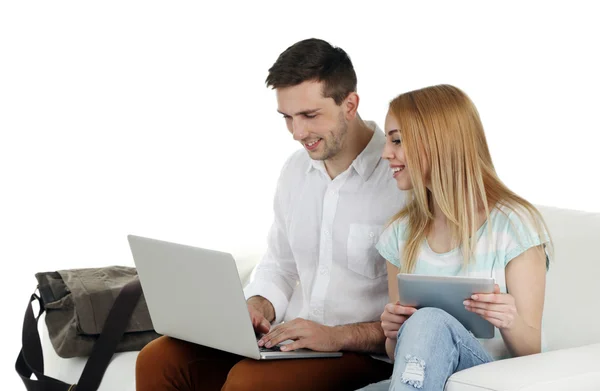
400, 355, 426, 389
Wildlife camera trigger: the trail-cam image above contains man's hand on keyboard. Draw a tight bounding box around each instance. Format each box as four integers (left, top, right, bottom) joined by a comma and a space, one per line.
257, 318, 341, 352
247, 303, 271, 335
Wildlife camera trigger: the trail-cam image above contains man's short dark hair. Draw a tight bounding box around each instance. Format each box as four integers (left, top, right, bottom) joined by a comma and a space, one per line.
265, 38, 357, 105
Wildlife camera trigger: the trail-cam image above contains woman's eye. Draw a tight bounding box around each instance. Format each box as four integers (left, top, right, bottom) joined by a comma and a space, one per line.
392, 139, 402, 145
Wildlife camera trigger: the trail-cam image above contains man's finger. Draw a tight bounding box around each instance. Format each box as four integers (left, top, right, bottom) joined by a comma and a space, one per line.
266, 327, 302, 348
279, 340, 305, 352
259, 324, 280, 346
259, 324, 286, 346
256, 318, 270, 334
261, 322, 295, 346
270, 321, 292, 335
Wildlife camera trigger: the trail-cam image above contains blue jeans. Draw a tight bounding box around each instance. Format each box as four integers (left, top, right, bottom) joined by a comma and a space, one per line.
357, 308, 494, 390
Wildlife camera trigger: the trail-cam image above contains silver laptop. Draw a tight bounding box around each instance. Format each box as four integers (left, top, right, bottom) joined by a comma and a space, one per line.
127, 234, 343, 360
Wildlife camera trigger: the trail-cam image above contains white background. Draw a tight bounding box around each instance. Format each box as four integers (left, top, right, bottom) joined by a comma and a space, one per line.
1, 0, 599, 387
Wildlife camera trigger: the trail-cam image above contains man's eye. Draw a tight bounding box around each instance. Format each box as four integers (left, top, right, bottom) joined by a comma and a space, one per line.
282, 115, 291, 120
304, 114, 317, 119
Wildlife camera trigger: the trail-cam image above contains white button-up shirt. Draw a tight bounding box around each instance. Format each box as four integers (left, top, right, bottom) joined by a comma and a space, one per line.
244, 121, 407, 326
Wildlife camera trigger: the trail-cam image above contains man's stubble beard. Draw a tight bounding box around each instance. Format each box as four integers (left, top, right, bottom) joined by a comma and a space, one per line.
316, 113, 348, 162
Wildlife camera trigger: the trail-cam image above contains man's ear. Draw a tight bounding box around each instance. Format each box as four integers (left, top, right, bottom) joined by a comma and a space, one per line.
343, 92, 360, 120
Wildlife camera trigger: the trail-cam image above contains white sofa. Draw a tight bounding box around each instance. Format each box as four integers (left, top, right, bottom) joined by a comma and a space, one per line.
38, 205, 600, 390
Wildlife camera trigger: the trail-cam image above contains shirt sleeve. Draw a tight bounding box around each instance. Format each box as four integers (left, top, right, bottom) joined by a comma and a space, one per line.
498, 206, 551, 268
243, 158, 299, 324
375, 219, 403, 269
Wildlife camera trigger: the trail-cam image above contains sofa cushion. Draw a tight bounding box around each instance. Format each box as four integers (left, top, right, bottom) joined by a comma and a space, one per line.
537, 205, 600, 350
446, 343, 600, 391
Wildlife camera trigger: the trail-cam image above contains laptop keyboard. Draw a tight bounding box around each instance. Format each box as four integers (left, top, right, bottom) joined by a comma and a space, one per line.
259, 345, 282, 352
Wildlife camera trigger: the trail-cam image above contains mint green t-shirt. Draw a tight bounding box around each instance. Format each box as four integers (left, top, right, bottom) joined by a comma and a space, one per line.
376, 204, 550, 359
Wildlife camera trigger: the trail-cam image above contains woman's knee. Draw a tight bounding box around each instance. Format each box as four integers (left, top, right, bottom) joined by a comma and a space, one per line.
406, 307, 453, 326
409, 307, 453, 323
397, 307, 455, 339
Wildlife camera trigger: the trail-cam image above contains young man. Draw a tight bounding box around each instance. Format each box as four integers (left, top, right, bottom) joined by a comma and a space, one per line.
136, 38, 406, 391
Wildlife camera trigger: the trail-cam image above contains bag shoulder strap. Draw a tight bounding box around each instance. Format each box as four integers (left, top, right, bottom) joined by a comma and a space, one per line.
16, 278, 143, 391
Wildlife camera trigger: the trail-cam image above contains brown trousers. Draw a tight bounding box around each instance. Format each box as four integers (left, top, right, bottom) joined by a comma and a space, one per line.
136, 336, 392, 391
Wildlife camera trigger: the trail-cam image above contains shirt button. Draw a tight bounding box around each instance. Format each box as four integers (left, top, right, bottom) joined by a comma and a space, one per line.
319, 266, 329, 275
324, 230, 330, 236
369, 232, 375, 238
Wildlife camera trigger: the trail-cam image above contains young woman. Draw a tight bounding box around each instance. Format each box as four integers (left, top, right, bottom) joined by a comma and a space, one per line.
359, 85, 551, 390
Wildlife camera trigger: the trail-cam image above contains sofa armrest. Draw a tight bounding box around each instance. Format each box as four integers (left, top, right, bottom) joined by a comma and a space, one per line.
445, 343, 600, 391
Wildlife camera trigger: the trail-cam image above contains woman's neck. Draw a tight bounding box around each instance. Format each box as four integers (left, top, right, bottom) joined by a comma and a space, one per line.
427, 194, 488, 254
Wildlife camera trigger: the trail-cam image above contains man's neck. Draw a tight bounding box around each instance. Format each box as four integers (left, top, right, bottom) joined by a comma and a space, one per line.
324, 118, 373, 179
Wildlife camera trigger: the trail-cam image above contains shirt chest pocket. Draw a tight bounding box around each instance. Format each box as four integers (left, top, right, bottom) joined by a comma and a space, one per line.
347, 224, 387, 279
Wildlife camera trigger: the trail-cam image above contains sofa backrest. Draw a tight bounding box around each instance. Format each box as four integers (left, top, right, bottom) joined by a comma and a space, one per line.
239, 205, 600, 352
537, 205, 600, 351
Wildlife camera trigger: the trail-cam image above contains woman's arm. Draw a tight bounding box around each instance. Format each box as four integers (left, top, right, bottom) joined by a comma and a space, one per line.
501, 245, 547, 356
465, 246, 546, 357
381, 261, 416, 360
387, 261, 400, 303
384, 261, 399, 360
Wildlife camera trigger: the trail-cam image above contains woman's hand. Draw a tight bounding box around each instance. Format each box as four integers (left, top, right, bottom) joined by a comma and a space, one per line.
464, 284, 519, 330
381, 302, 417, 339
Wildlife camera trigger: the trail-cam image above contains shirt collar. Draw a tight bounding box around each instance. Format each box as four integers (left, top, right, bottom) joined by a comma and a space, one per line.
306, 120, 385, 182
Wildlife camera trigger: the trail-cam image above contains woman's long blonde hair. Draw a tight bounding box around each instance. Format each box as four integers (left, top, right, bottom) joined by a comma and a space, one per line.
389, 84, 551, 273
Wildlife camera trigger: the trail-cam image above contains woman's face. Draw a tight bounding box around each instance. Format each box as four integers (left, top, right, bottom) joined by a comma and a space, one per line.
382, 112, 413, 190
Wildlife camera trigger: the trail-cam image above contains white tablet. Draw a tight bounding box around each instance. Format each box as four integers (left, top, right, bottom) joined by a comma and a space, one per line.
397, 273, 496, 339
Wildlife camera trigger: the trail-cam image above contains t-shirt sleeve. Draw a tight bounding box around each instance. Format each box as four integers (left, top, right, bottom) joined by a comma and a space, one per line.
375, 218, 405, 268
496, 207, 551, 268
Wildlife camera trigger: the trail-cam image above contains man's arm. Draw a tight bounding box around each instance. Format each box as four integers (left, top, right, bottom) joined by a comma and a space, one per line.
334, 321, 386, 354
243, 159, 299, 324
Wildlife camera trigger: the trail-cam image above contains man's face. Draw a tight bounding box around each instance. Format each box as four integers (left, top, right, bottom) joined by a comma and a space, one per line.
276, 81, 348, 161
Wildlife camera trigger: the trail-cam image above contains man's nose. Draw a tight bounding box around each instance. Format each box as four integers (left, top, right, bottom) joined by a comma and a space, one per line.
292, 121, 307, 141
